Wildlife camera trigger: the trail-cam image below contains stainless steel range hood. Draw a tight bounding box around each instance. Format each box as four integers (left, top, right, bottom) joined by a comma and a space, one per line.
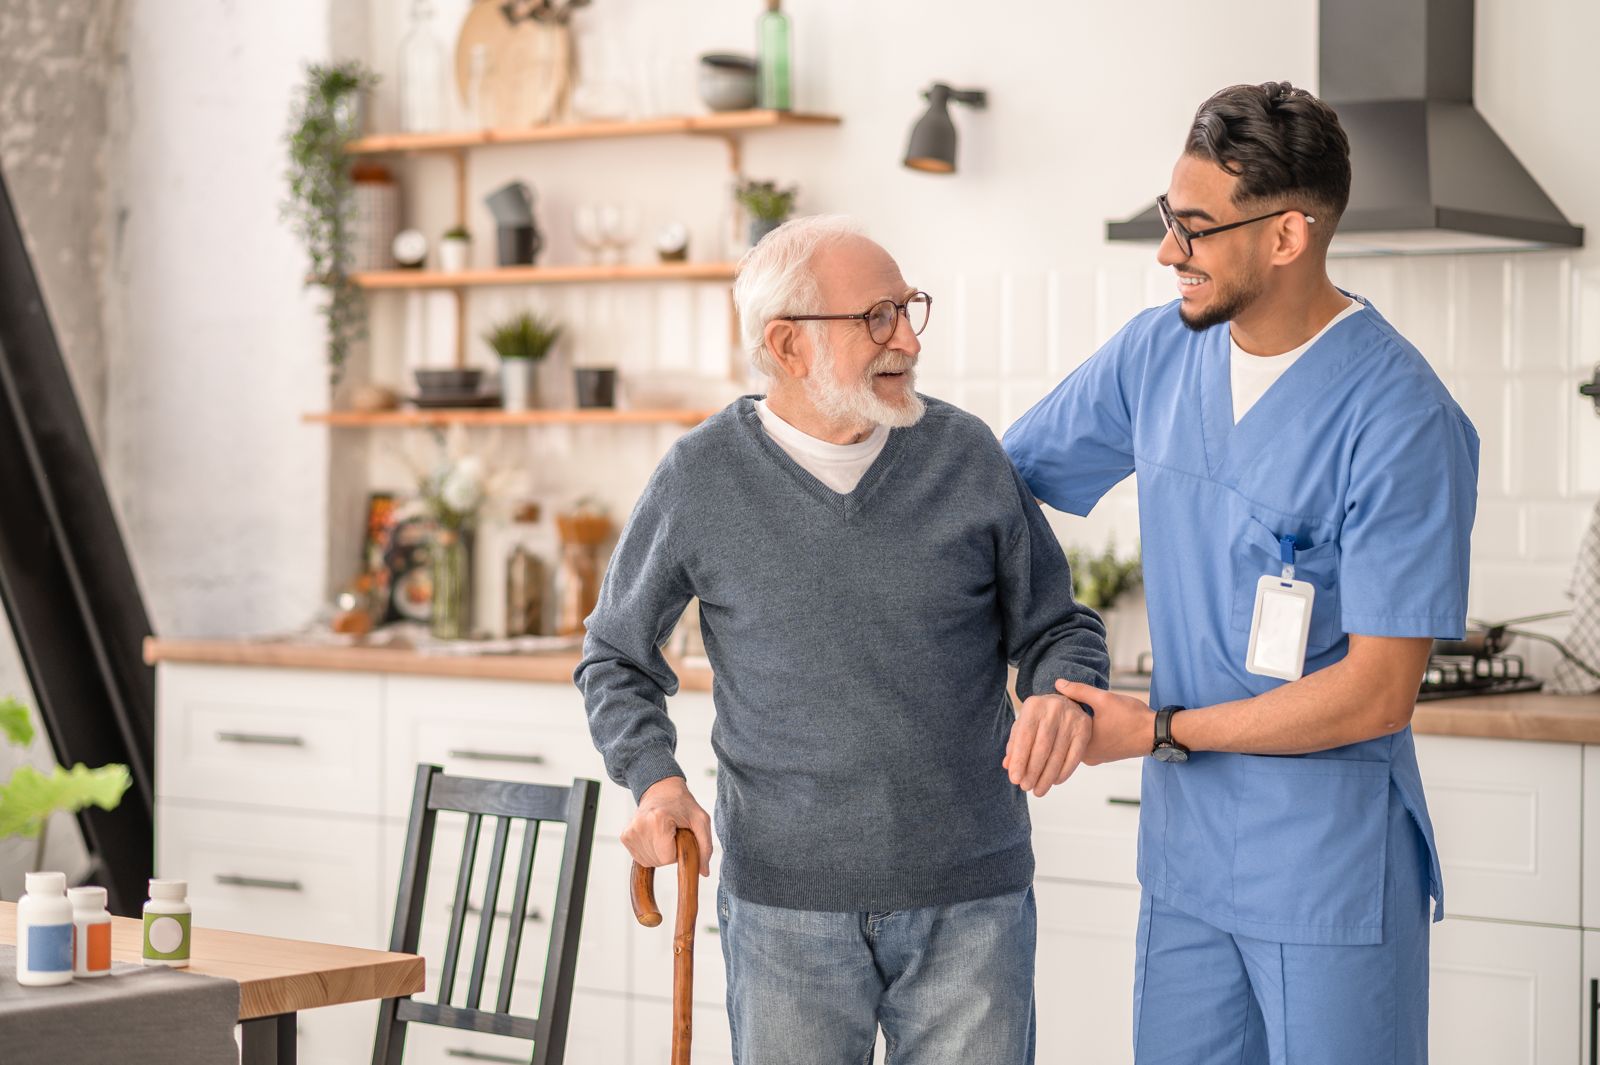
1106, 0, 1584, 255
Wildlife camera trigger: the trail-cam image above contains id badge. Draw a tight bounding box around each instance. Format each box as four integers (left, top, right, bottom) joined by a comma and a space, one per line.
1245, 574, 1315, 681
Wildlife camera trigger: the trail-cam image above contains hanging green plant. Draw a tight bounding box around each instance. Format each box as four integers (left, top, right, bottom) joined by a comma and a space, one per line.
282, 61, 379, 381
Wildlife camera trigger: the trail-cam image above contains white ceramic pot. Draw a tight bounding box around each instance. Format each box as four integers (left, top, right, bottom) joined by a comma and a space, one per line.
501, 358, 535, 411
438, 237, 471, 273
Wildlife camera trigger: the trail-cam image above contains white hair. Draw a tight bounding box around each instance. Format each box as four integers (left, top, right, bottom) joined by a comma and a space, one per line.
732, 214, 866, 377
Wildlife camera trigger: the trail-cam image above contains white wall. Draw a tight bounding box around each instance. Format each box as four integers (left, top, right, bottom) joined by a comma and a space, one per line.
348, 0, 1596, 669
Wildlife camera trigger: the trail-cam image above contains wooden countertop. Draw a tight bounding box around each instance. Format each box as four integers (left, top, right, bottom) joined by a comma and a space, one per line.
0, 901, 424, 1020
144, 636, 715, 692
146, 638, 1600, 743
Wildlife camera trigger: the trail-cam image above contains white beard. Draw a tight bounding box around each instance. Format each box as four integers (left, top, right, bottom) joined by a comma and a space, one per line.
803, 337, 926, 430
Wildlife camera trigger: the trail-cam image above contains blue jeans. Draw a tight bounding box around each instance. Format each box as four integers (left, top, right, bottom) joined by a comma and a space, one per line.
718, 883, 1037, 1065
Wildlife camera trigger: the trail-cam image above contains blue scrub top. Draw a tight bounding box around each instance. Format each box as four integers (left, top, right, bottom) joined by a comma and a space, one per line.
1004, 296, 1479, 946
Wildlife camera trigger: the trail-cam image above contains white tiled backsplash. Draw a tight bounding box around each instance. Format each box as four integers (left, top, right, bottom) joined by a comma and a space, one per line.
370, 250, 1597, 673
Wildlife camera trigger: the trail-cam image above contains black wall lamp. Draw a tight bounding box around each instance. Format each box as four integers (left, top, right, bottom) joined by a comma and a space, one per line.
903, 83, 988, 174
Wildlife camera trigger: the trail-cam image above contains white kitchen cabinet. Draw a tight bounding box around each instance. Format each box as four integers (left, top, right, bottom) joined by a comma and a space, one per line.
1029, 760, 1143, 886
1584, 932, 1600, 1065
1415, 735, 1582, 927
1034, 879, 1141, 1065
1584, 746, 1600, 930
383, 674, 627, 838
157, 663, 383, 817
155, 800, 384, 949
1429, 917, 1581, 1065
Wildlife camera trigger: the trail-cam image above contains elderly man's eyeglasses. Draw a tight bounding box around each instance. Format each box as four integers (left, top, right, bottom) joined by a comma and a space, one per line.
779, 292, 932, 346
1157, 194, 1314, 258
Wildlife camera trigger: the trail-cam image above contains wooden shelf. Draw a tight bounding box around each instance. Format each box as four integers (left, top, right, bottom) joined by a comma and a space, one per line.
345, 111, 841, 155
350, 261, 737, 290
303, 408, 716, 428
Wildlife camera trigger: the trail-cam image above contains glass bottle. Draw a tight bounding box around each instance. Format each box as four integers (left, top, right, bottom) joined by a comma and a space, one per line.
757, 0, 792, 111
505, 543, 546, 637
464, 43, 493, 130
398, 0, 446, 133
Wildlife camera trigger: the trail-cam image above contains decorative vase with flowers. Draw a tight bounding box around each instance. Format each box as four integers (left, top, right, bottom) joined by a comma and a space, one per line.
403, 427, 518, 639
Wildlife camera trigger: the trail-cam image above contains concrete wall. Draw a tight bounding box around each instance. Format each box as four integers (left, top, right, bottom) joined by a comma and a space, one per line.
0, 0, 121, 893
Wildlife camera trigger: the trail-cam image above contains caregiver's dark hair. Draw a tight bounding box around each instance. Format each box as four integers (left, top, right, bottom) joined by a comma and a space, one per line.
1186, 81, 1352, 235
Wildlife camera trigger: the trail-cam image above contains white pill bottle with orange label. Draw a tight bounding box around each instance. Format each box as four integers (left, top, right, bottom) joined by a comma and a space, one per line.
142, 879, 191, 967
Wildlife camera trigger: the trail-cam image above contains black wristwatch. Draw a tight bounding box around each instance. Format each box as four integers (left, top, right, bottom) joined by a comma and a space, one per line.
1152, 705, 1189, 763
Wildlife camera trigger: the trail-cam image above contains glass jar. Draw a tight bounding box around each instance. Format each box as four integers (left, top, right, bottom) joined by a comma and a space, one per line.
398, 0, 446, 133
430, 527, 473, 640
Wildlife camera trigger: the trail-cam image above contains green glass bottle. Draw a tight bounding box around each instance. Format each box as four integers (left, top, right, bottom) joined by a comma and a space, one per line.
757, 0, 792, 111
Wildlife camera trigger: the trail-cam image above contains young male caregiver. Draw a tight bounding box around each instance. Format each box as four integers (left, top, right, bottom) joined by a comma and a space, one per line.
1003, 82, 1479, 1065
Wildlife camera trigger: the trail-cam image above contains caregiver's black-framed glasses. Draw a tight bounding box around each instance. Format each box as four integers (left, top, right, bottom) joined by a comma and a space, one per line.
1157, 193, 1315, 258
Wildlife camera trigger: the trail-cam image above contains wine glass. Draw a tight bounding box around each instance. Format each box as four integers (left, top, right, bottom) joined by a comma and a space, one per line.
574, 205, 607, 266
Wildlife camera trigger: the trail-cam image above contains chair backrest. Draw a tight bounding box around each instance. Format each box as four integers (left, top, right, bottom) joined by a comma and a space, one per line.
372, 763, 601, 1065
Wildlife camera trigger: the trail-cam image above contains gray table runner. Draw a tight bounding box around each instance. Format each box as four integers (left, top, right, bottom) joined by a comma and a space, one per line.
0, 944, 240, 1065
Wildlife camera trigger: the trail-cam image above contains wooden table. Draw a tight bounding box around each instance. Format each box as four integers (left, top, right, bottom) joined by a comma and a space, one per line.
0, 901, 424, 1064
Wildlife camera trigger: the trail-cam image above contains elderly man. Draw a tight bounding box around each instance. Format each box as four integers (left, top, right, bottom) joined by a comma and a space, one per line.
576, 215, 1108, 1065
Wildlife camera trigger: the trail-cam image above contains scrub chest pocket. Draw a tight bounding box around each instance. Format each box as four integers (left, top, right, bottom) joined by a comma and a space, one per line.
1231, 517, 1343, 653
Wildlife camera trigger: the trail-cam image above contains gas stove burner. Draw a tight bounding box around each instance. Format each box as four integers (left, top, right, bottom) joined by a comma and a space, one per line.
1417, 652, 1543, 701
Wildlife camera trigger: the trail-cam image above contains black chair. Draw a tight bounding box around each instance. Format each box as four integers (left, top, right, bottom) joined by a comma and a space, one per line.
372, 763, 601, 1065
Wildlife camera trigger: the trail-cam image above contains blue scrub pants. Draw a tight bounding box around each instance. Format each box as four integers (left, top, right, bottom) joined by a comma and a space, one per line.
1132, 788, 1429, 1065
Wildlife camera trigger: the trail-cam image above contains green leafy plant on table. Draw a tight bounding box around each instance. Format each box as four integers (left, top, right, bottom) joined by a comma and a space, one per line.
283, 60, 379, 382
0, 696, 131, 876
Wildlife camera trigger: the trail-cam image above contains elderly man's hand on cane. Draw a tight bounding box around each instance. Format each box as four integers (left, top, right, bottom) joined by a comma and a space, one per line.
624, 776, 714, 876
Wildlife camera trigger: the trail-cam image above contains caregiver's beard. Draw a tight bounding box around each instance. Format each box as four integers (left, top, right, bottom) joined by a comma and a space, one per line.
1178, 255, 1269, 333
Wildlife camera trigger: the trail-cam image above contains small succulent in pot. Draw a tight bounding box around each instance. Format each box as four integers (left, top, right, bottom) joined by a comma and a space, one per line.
439, 224, 472, 273
735, 178, 798, 246
485, 311, 563, 411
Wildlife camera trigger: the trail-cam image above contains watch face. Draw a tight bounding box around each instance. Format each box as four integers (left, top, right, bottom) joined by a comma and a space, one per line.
1152, 744, 1189, 764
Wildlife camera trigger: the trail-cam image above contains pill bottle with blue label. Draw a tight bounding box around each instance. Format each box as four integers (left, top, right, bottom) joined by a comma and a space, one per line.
142, 879, 191, 967
17, 871, 75, 986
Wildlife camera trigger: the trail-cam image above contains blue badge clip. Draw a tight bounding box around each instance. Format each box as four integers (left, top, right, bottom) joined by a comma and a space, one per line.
1278, 535, 1297, 581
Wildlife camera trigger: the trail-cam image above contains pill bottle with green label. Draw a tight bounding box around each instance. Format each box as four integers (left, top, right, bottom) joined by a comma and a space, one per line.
142, 879, 191, 967
17, 871, 74, 986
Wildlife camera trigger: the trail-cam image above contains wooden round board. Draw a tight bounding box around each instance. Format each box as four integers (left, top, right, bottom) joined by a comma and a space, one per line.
455, 1, 572, 127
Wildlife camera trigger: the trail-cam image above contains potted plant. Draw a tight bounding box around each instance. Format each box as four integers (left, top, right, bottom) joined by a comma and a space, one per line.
735, 178, 798, 247
439, 224, 471, 273
0, 697, 131, 893
282, 61, 379, 382
484, 311, 562, 412
1067, 542, 1144, 671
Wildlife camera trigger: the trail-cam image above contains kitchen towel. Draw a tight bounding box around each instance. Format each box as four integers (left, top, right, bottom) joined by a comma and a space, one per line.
0, 944, 240, 1065
1550, 498, 1600, 694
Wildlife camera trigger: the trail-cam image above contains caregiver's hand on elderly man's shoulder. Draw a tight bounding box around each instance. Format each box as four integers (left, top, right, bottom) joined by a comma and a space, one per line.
624, 775, 715, 876
1002, 690, 1093, 797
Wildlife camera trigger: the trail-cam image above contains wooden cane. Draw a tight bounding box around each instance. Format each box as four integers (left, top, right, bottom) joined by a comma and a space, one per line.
630, 828, 700, 1065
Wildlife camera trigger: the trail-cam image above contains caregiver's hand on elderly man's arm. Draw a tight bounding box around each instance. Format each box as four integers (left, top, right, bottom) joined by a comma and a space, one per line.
1002, 691, 1093, 797
623, 775, 715, 876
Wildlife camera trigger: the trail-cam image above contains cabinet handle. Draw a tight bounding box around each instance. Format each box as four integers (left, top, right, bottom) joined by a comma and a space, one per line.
1106, 797, 1142, 807
447, 749, 546, 766
448, 902, 544, 923
215, 874, 304, 892
216, 731, 305, 747
446, 1050, 526, 1064
1589, 978, 1597, 1065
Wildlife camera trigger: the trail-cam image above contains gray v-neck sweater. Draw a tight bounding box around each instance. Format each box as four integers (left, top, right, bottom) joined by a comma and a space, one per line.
576, 395, 1109, 912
